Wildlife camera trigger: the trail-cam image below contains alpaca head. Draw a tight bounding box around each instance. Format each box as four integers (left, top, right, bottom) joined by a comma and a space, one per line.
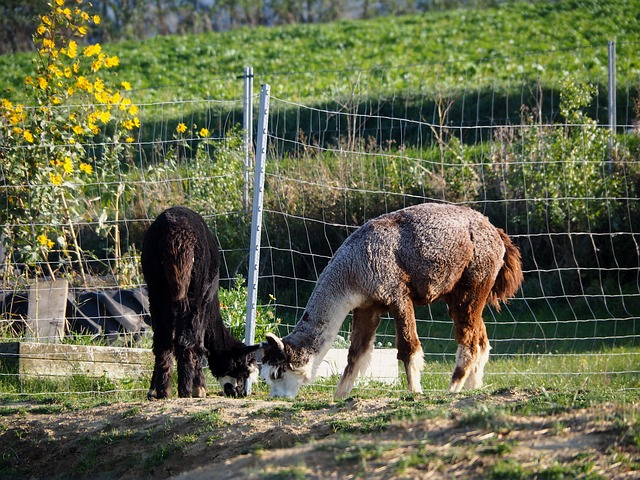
209, 345, 260, 397
259, 333, 314, 398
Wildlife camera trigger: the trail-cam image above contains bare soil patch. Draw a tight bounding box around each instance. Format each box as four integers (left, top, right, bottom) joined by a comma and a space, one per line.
0, 390, 638, 479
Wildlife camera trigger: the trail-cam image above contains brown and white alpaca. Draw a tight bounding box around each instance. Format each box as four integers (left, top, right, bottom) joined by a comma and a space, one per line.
142, 206, 259, 399
260, 203, 523, 399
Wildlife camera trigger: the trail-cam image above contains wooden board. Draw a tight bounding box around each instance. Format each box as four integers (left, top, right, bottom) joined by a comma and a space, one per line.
0, 342, 398, 384
26, 279, 69, 343
0, 342, 153, 380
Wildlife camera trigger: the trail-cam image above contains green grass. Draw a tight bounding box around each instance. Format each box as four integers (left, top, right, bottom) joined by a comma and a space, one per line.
1, 0, 639, 109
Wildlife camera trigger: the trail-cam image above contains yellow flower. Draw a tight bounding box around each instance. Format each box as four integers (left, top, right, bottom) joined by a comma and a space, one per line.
23, 130, 34, 143
55, 0, 64, 6
52, 96, 61, 105
37, 77, 48, 90
93, 15, 101, 25
93, 77, 105, 92
76, 76, 92, 92
129, 105, 138, 115
99, 111, 111, 123
176, 123, 187, 134
83, 44, 101, 57
37, 234, 49, 246
199, 128, 209, 137
110, 91, 121, 104
63, 156, 73, 174
49, 172, 63, 185
42, 38, 55, 50
94, 91, 109, 103
67, 40, 77, 58
78, 26, 87, 36
120, 81, 131, 91
104, 56, 119, 68
79, 162, 93, 174
125, 136, 134, 143
72, 125, 83, 135
37, 25, 47, 36
122, 120, 134, 130
42, 16, 51, 26
48, 64, 63, 78
81, 11, 89, 21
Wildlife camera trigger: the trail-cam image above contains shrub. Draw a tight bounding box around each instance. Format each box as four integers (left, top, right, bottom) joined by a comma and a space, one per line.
0, 0, 139, 285
219, 275, 279, 342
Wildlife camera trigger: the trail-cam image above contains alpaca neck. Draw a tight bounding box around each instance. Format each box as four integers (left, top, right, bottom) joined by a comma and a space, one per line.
287, 280, 362, 360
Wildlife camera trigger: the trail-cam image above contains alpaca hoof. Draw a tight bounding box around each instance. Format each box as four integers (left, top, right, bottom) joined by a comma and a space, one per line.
193, 386, 207, 398
148, 388, 170, 400
334, 391, 349, 401
464, 374, 483, 390
448, 380, 464, 393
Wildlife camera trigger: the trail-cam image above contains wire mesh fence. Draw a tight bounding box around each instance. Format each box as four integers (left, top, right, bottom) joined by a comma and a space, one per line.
1, 42, 639, 396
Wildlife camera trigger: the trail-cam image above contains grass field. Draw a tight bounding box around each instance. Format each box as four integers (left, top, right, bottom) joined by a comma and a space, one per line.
1, 0, 639, 107
0, 351, 638, 479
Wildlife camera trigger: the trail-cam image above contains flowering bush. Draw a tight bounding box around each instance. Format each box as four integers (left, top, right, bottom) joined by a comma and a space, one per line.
0, 0, 139, 283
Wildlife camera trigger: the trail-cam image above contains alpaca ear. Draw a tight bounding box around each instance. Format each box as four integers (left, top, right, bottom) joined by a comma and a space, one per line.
230, 344, 261, 361
239, 344, 262, 355
265, 332, 285, 353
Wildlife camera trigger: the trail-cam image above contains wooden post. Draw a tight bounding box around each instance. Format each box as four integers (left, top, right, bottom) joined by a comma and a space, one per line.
27, 279, 69, 343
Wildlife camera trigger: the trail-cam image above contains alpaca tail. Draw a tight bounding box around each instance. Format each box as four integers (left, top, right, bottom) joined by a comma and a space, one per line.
488, 229, 524, 310
160, 230, 195, 316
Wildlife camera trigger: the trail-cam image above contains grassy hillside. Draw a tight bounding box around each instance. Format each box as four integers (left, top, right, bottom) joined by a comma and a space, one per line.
1, 0, 639, 106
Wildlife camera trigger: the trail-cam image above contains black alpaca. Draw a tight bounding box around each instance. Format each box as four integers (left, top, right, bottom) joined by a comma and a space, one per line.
142, 206, 259, 398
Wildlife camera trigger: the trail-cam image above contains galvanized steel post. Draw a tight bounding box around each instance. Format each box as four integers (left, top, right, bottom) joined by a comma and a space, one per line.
244, 84, 270, 393
242, 67, 254, 211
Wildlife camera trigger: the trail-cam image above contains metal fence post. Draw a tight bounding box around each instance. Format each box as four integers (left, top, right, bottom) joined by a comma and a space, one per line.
241, 67, 254, 212
244, 84, 270, 387
608, 41, 616, 170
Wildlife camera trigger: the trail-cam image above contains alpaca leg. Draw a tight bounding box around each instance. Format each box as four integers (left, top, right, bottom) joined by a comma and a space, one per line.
147, 294, 175, 400
464, 342, 491, 390
148, 348, 173, 400
176, 346, 198, 398
390, 298, 424, 394
446, 295, 490, 393
192, 363, 207, 398
335, 306, 383, 400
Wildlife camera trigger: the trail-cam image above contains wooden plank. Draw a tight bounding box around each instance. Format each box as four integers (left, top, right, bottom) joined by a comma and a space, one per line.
27, 279, 69, 343
0, 342, 399, 384
0, 342, 153, 380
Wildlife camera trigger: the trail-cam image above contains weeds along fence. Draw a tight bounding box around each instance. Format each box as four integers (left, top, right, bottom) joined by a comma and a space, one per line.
1, 42, 640, 397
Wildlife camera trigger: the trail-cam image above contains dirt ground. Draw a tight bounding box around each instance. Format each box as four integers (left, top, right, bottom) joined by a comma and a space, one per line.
1, 389, 638, 479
